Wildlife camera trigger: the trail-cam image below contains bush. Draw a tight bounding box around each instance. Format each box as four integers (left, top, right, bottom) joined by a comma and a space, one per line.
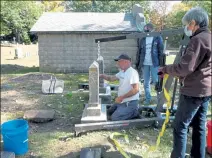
21, 31, 31, 45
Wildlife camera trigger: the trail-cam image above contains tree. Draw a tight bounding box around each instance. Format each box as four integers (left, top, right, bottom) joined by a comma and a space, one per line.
64, 0, 151, 15
164, 1, 211, 48
148, 1, 170, 31
41, 0, 65, 12
182, 1, 211, 29
1, 1, 43, 44
165, 3, 191, 28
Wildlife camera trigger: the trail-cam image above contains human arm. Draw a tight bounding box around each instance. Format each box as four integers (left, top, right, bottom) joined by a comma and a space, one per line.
160, 38, 203, 77
115, 83, 139, 103
99, 74, 118, 82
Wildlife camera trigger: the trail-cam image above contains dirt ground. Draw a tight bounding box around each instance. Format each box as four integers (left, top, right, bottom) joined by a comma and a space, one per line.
1, 45, 211, 158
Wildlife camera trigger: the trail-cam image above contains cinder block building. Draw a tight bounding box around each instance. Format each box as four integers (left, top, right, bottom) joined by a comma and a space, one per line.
30, 5, 145, 73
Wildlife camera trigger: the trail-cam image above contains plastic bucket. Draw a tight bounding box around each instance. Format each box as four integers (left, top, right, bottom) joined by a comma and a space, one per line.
207, 120, 212, 155
1, 119, 29, 155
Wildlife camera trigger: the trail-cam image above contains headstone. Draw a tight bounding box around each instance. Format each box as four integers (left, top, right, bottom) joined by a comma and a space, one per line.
88, 61, 99, 107
80, 148, 101, 158
13, 37, 16, 44
25, 52, 30, 57
136, 13, 146, 32
84, 108, 101, 116
99, 86, 111, 104
132, 4, 146, 32
97, 55, 105, 87
81, 61, 107, 122
1, 151, 15, 158
99, 94, 111, 104
14, 47, 24, 59
99, 87, 107, 93
132, 4, 143, 17
23, 110, 55, 123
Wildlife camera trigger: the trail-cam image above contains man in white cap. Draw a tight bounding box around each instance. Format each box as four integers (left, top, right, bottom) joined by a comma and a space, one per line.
100, 53, 140, 121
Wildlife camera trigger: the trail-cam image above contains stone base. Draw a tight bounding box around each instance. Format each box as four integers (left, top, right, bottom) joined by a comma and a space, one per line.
23, 110, 55, 123
99, 87, 107, 93
99, 94, 111, 104
87, 103, 100, 108
81, 104, 107, 123
84, 108, 101, 116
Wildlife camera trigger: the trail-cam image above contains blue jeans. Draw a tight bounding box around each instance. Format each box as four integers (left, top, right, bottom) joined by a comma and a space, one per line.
171, 94, 211, 158
143, 65, 158, 101
108, 100, 139, 121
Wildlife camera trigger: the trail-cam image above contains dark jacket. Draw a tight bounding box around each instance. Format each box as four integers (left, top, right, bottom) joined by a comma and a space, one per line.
163, 27, 212, 97
135, 36, 164, 73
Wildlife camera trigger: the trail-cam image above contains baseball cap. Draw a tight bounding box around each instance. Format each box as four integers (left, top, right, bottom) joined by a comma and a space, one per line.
114, 54, 131, 61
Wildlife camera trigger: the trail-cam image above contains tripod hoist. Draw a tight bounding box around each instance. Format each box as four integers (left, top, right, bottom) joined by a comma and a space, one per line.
74, 28, 190, 136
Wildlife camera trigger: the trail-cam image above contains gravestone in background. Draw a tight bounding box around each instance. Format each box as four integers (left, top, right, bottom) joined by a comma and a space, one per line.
132, 4, 146, 32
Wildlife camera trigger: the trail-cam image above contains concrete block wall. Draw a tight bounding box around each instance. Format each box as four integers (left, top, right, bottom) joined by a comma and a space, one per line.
38, 33, 138, 73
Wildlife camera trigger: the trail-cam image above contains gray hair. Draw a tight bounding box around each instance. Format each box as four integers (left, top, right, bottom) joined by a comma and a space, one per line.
182, 7, 209, 27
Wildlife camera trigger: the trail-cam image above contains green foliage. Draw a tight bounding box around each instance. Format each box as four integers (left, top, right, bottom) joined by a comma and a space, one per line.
1, 0, 211, 47
0, 1, 43, 43
41, 1, 65, 12
182, 1, 211, 29
66, 1, 151, 16
165, 1, 211, 47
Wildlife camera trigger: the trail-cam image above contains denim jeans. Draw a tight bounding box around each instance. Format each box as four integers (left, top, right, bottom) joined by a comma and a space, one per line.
143, 65, 158, 101
107, 100, 139, 121
171, 94, 211, 158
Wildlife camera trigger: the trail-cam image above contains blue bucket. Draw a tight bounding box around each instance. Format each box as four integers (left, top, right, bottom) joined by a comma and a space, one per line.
1, 119, 29, 155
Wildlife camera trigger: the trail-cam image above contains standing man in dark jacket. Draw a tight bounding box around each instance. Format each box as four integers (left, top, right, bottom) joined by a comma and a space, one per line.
135, 23, 164, 104
159, 7, 211, 158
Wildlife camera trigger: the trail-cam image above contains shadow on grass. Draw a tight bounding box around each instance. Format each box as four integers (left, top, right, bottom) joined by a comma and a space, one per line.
58, 145, 142, 158
1, 64, 39, 74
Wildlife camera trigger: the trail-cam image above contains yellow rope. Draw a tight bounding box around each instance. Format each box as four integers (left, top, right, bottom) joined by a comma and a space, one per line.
110, 74, 172, 158
109, 132, 131, 158
143, 74, 171, 157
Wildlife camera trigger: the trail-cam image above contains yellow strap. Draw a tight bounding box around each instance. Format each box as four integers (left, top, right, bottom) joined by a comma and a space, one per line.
109, 132, 131, 158
144, 74, 171, 156
110, 74, 172, 158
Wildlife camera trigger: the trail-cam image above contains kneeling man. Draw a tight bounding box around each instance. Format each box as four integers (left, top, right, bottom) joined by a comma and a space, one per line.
100, 54, 140, 121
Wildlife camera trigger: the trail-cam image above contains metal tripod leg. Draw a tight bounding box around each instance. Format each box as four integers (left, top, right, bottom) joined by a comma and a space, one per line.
170, 78, 178, 113
155, 35, 188, 113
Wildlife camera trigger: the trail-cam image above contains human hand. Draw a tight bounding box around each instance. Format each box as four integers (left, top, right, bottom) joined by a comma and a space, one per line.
99, 74, 104, 78
115, 96, 124, 103
158, 67, 165, 78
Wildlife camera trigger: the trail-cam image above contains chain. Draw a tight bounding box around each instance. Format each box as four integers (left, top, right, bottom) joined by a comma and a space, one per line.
97, 41, 100, 58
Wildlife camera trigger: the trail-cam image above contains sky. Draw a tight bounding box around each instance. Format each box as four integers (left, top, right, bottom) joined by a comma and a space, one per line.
168, 1, 182, 10
151, 1, 182, 14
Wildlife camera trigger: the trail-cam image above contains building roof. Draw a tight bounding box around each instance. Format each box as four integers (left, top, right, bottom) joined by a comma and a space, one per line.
30, 12, 138, 33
